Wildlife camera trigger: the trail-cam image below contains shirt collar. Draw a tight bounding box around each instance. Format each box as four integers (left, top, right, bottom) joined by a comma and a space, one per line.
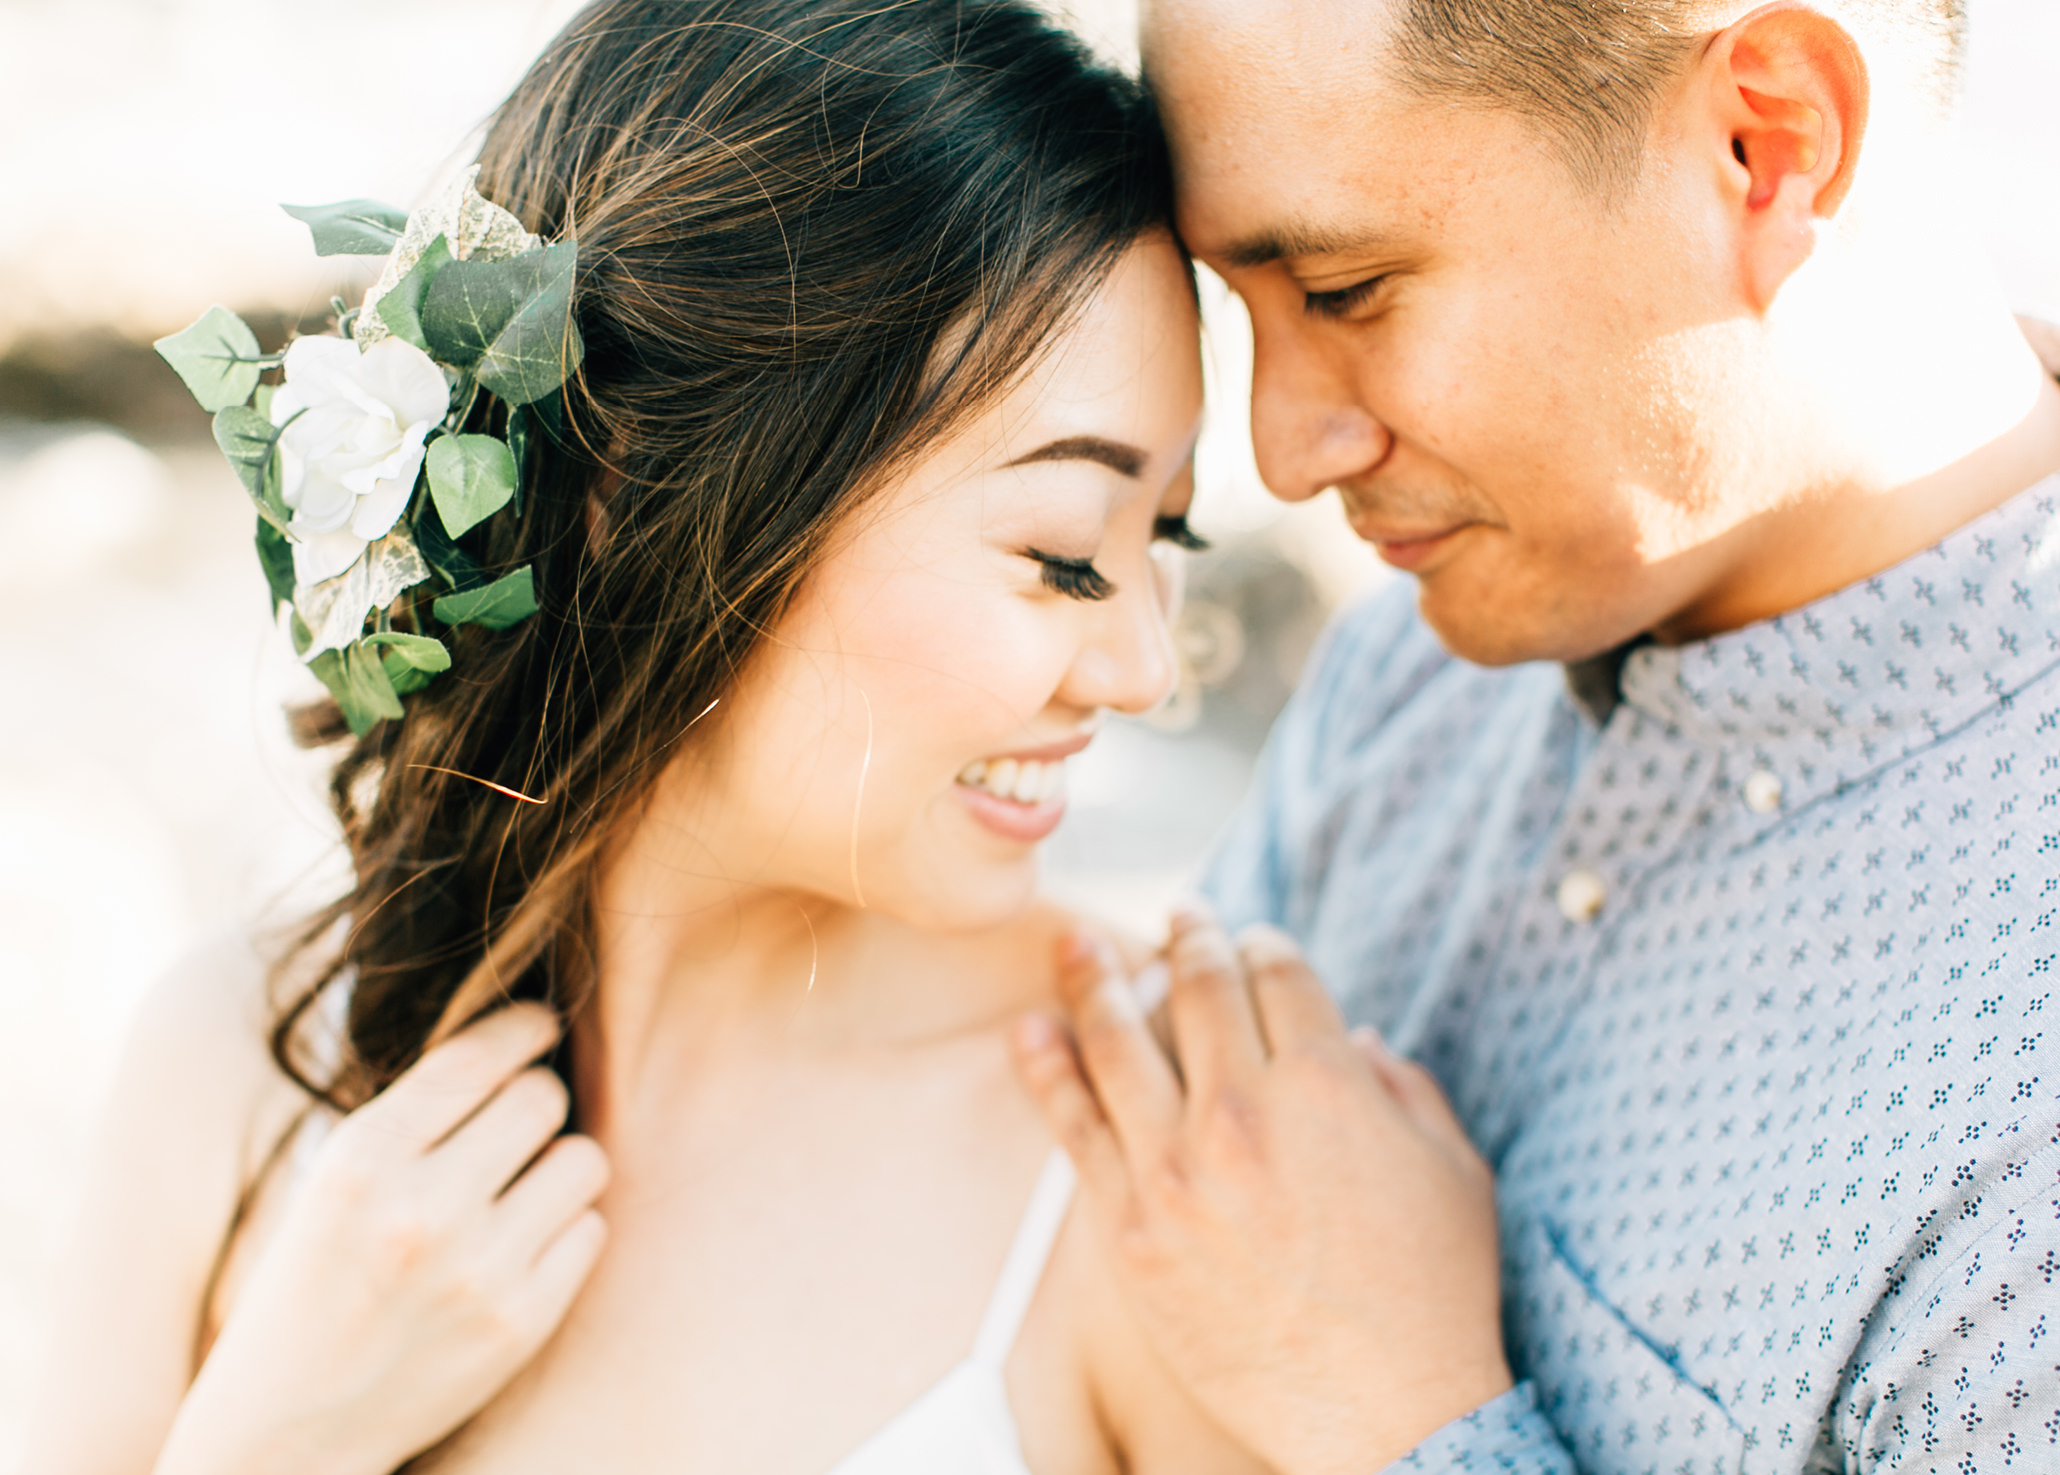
1604, 474, 2060, 794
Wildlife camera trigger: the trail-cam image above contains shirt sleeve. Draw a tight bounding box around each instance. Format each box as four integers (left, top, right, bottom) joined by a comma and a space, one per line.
1383, 1383, 1577, 1472
1838, 1166, 2060, 1472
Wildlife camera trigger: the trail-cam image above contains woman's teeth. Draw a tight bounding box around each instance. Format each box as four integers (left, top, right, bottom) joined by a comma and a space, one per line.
956, 757, 1065, 806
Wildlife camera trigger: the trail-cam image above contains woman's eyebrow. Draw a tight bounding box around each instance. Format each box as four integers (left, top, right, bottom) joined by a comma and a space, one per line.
1003, 435, 1146, 478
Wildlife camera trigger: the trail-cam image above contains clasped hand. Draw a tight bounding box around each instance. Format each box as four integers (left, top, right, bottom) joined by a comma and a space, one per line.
1012, 910, 1513, 1475
157, 1004, 609, 1475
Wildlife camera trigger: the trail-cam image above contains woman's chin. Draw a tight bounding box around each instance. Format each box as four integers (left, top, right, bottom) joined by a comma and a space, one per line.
879, 844, 1046, 935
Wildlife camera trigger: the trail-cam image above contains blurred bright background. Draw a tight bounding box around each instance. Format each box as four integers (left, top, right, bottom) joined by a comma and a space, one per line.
0, 0, 2054, 1456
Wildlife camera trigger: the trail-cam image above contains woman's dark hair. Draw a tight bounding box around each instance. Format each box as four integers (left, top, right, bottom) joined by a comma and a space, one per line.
269, 0, 1176, 1108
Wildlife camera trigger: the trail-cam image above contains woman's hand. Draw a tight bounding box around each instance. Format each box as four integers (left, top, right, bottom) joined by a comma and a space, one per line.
153, 1003, 610, 1475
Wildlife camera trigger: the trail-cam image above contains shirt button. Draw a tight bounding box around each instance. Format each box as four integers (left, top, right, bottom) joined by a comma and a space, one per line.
1744, 769, 1784, 814
1556, 869, 1608, 923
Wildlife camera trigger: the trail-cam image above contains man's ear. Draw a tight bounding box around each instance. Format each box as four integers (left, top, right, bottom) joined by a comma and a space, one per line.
1702, 3, 1869, 311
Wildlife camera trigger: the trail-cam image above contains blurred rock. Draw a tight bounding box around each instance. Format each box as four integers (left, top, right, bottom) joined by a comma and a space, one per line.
0, 309, 342, 445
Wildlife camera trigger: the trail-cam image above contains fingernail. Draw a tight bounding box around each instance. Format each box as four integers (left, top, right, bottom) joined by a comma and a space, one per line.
1353, 1024, 1396, 1059
1236, 922, 1300, 966
1131, 959, 1172, 1012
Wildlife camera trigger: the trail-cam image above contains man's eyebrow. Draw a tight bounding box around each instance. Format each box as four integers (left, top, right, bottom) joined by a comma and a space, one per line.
1220, 221, 1406, 271
1003, 435, 1146, 479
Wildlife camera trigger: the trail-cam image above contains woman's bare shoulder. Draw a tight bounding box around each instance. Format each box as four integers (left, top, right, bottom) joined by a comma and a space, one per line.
19, 929, 326, 1469
88, 927, 332, 1271
126, 930, 323, 1135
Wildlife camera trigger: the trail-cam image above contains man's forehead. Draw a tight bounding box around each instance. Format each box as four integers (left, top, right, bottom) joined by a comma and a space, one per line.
1142, 0, 1405, 84
1141, 0, 1432, 258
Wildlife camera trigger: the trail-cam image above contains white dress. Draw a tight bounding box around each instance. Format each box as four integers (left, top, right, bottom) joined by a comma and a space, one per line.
288, 989, 1078, 1475
823, 1149, 1077, 1475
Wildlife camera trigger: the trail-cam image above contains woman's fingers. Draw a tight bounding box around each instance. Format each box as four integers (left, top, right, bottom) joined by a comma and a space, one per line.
510, 1208, 609, 1342
1053, 930, 1184, 1153
431, 1066, 575, 1201
349, 1004, 561, 1156
1011, 1011, 1132, 1203
1236, 922, 1346, 1055
491, 1133, 612, 1264
1162, 908, 1266, 1098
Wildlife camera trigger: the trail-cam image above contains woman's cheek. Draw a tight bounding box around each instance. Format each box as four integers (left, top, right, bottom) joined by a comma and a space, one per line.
1149, 542, 1186, 627
871, 573, 1074, 747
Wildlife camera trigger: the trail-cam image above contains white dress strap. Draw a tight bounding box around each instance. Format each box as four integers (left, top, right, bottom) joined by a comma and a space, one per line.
968, 1149, 1076, 1369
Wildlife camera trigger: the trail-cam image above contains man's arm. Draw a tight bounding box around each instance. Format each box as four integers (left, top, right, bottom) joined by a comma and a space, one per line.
1011, 911, 1544, 1474
1837, 1162, 2060, 1470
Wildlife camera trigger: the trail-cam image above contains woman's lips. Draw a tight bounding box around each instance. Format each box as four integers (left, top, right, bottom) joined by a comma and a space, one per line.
952, 746, 1082, 844
953, 779, 1067, 843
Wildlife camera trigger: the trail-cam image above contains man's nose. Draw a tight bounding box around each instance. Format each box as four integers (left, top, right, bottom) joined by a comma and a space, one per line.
1248, 314, 1392, 503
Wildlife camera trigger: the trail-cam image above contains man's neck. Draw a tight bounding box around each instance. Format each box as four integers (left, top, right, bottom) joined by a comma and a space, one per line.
1653, 314, 2060, 646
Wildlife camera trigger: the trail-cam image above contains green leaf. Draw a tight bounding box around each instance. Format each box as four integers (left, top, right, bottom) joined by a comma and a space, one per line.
433, 566, 537, 630
155, 307, 264, 412
426, 433, 517, 539
212, 406, 289, 528
505, 390, 559, 518
418, 244, 582, 406
282, 199, 410, 256
374, 233, 451, 350
507, 407, 532, 517
412, 498, 485, 594
308, 642, 405, 737
255, 517, 295, 611
364, 630, 452, 695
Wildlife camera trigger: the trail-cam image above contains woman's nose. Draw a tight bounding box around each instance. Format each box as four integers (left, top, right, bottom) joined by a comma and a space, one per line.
1248, 310, 1392, 503
1060, 563, 1179, 718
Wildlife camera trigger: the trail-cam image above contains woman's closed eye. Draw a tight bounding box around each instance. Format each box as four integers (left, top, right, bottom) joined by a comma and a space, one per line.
1027, 516, 1211, 603
1153, 513, 1209, 552
1028, 551, 1115, 602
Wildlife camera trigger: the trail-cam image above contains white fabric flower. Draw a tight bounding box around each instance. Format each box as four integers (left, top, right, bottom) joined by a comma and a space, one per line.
270, 334, 449, 585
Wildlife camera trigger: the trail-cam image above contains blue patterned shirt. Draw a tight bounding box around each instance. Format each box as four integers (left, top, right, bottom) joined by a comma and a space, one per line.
1202, 476, 2060, 1473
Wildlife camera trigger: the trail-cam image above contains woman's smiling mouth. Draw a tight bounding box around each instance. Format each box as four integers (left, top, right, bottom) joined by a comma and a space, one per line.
956, 756, 1068, 806
951, 732, 1095, 843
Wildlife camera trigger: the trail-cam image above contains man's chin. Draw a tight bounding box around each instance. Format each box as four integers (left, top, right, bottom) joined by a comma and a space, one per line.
1413, 577, 1632, 670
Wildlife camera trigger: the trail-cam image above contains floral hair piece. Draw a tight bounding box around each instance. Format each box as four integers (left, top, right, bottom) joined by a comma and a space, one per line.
155, 168, 581, 736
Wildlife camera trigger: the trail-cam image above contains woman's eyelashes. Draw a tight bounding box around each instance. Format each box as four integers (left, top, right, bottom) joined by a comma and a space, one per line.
1029, 551, 1116, 602
1153, 513, 1210, 552
1027, 516, 1209, 603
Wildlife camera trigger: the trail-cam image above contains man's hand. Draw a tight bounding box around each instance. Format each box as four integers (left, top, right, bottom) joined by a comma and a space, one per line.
1012, 910, 1512, 1475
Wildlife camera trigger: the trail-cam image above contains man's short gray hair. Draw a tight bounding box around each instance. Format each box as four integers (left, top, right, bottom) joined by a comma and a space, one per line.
1386, 0, 1969, 195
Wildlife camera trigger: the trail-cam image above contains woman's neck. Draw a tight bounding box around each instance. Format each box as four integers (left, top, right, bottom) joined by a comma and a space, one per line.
571, 814, 1046, 1142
